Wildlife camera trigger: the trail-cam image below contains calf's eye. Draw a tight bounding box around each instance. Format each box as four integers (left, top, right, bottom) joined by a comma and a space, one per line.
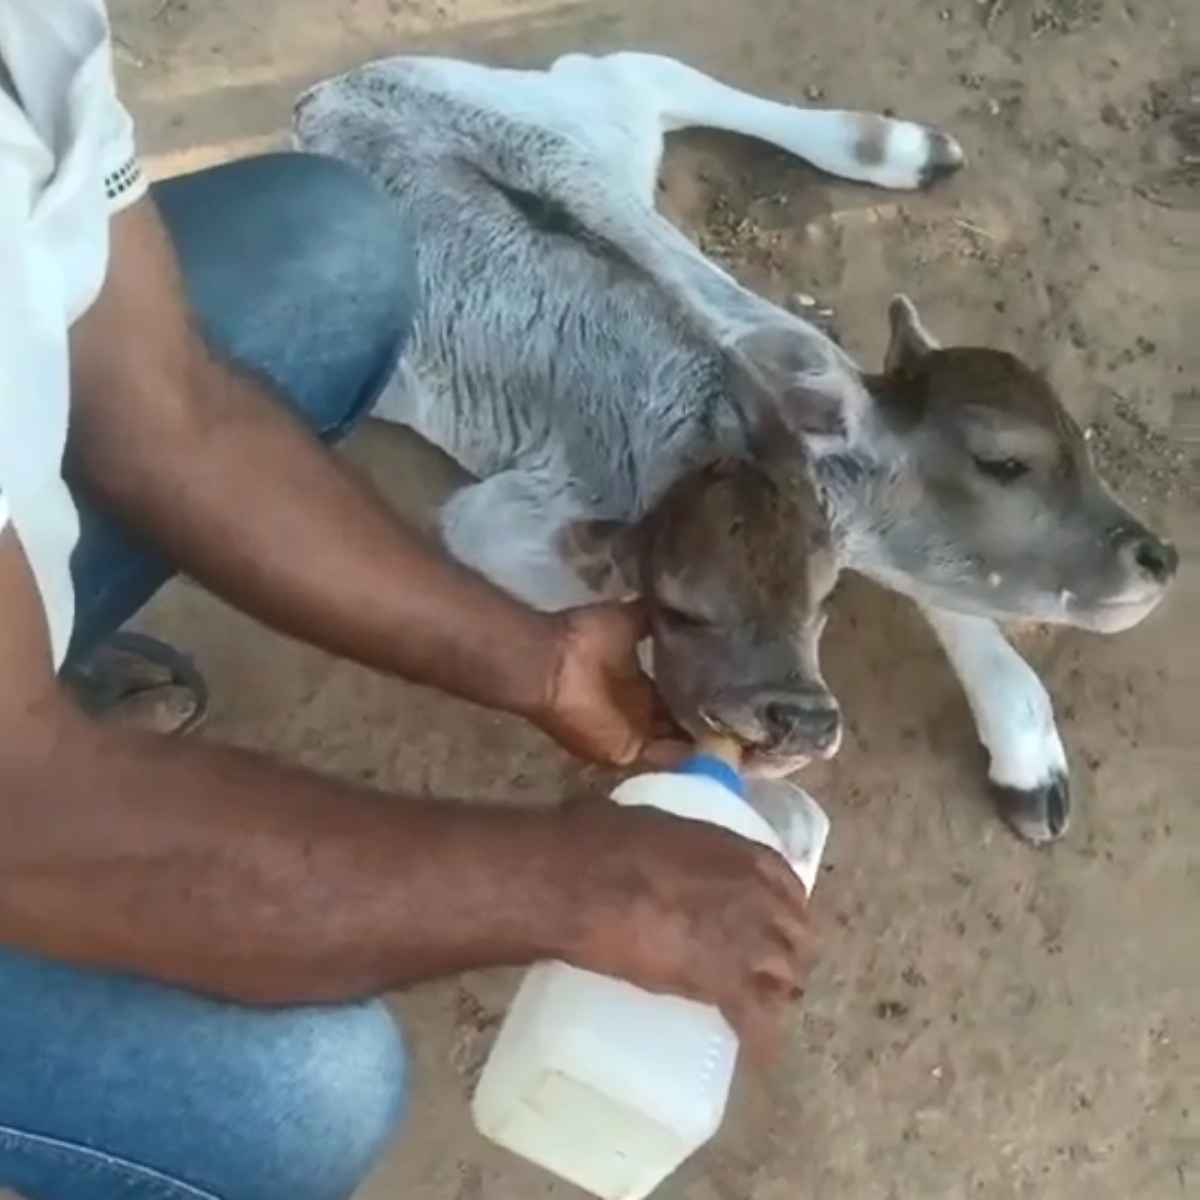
972, 454, 1030, 483
657, 603, 707, 630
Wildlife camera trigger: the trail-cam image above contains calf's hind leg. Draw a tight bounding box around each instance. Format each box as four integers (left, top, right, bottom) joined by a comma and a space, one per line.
515, 51, 967, 337
564, 52, 967, 192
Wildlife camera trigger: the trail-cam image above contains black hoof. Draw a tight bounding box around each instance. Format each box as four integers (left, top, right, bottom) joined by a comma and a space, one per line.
993, 771, 1071, 845
919, 130, 967, 188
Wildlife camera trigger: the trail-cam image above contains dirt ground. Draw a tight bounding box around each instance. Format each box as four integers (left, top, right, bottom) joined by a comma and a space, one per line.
96, 1, 1200, 1198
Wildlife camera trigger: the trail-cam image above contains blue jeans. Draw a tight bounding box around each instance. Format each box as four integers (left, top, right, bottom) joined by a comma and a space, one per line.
0, 154, 419, 1200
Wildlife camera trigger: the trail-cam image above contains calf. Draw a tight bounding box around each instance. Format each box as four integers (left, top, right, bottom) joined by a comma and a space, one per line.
294, 51, 1178, 843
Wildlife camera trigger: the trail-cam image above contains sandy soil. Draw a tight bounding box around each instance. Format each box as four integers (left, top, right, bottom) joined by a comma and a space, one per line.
88, 1, 1200, 1197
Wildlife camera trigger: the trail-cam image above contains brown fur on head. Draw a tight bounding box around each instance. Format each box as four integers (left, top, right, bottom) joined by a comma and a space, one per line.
562, 346, 843, 778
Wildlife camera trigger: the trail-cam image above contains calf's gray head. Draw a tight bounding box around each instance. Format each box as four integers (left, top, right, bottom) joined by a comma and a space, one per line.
865, 296, 1179, 630
741, 295, 1179, 631
563, 374, 842, 779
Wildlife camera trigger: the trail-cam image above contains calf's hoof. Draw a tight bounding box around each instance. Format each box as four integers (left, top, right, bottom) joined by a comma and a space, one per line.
992, 771, 1071, 844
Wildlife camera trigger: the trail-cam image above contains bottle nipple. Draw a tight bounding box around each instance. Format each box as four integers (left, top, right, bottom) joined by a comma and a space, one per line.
674, 732, 745, 799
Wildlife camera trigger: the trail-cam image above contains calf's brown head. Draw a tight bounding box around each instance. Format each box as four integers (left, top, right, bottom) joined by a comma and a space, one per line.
563, 356, 843, 778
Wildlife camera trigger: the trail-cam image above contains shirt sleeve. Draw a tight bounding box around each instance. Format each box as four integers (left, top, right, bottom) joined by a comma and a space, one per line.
0, 132, 82, 666
95, 17, 147, 213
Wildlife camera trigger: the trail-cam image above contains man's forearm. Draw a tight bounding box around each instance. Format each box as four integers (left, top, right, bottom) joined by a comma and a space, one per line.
0, 703, 574, 1003
68, 196, 564, 725
73, 346, 558, 722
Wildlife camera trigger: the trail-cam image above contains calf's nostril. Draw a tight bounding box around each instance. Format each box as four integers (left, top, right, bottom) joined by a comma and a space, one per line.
1133, 536, 1178, 584
760, 701, 796, 742
807, 706, 841, 741
761, 699, 841, 748
812, 715, 841, 753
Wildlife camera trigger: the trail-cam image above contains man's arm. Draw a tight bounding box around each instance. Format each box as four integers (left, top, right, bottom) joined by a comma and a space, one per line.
0, 529, 581, 1002
0, 539, 814, 1047
67, 196, 565, 729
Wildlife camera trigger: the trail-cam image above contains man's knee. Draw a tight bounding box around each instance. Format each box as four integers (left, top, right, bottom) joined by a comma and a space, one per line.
231, 152, 419, 440
155, 151, 420, 441
223, 998, 409, 1200
251, 152, 419, 361
0, 944, 410, 1200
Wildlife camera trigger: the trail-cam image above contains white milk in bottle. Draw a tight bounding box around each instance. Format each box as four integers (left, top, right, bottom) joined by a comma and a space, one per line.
471, 744, 829, 1200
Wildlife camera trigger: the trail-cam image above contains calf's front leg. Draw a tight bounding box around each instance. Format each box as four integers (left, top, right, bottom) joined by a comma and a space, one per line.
437, 472, 603, 614
919, 607, 1070, 843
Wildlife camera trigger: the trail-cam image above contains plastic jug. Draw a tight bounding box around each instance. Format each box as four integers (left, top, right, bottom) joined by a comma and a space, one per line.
470, 750, 830, 1200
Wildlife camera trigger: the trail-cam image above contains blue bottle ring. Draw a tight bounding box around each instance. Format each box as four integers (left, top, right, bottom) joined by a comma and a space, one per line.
674, 753, 746, 799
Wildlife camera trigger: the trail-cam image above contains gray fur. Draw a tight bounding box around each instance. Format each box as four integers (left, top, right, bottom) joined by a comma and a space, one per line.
297, 59, 812, 526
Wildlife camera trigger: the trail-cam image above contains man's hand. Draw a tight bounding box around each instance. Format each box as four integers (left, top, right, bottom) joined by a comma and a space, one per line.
557, 800, 816, 1067
535, 602, 689, 769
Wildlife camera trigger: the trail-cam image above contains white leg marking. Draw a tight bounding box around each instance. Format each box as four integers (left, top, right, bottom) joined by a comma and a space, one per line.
921, 608, 1069, 793
597, 52, 966, 190
438, 473, 599, 613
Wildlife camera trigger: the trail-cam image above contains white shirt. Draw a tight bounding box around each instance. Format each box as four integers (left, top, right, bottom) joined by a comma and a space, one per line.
0, 2, 146, 667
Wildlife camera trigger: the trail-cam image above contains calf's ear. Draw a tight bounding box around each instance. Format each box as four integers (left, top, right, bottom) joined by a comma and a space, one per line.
884, 293, 940, 379
725, 326, 852, 449
558, 518, 643, 599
